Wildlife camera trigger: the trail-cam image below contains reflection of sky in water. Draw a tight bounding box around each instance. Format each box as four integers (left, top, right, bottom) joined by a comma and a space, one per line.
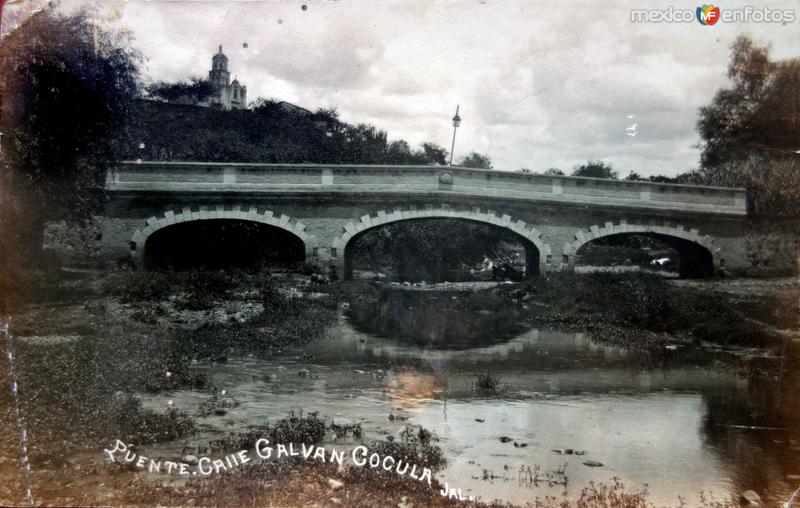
413, 395, 728, 506
139, 322, 799, 506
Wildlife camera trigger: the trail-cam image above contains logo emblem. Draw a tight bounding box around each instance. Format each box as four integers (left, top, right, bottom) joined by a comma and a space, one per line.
696, 4, 720, 25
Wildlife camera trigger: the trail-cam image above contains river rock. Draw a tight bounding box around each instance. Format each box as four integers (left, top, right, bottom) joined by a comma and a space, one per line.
297, 369, 310, 377
499, 436, 513, 443
739, 490, 761, 505
182, 454, 198, 465
214, 408, 227, 416
582, 460, 603, 467
327, 478, 344, 490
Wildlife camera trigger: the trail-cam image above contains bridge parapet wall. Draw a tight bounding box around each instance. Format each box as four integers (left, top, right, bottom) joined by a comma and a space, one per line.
108, 162, 747, 217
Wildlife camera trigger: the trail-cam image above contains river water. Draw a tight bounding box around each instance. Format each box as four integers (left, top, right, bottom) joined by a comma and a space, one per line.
137, 298, 800, 507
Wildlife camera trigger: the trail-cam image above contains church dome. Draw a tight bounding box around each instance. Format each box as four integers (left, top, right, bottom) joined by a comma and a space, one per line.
212, 45, 228, 62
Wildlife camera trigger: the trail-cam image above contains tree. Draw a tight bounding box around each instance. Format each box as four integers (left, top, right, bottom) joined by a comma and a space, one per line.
624, 171, 643, 181
571, 161, 618, 179
458, 152, 492, 169
419, 142, 448, 165
386, 140, 416, 164
705, 156, 800, 216
695, 35, 800, 215
340, 123, 389, 164
0, 7, 141, 310
697, 35, 800, 168
146, 77, 216, 105
0, 7, 141, 233
542, 168, 565, 176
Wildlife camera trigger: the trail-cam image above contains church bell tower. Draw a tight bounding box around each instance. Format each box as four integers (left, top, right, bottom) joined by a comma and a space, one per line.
209, 45, 230, 89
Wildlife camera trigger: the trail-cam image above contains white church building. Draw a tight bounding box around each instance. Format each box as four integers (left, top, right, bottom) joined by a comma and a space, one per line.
207, 45, 247, 110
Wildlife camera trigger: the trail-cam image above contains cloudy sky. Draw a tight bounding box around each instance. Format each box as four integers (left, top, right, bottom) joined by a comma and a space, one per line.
8, 0, 800, 175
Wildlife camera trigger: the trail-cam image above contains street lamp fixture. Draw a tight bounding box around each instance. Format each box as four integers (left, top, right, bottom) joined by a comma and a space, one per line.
449, 105, 461, 166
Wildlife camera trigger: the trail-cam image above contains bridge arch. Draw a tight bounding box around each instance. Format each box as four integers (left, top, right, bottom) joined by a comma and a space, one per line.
129, 205, 316, 264
330, 207, 552, 279
562, 220, 722, 277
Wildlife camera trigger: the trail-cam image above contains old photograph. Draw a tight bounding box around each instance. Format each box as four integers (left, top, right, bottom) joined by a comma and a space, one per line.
0, 1, 799, 506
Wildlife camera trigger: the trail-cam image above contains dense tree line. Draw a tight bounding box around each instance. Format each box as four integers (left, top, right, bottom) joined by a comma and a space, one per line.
146, 78, 217, 106
121, 97, 470, 166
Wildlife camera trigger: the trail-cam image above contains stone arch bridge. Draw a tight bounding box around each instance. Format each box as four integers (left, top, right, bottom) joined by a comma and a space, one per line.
100, 162, 749, 277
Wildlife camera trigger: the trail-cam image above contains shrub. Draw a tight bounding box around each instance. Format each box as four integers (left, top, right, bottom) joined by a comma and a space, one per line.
474, 373, 501, 392
268, 410, 326, 444
369, 425, 446, 471
210, 410, 327, 451
107, 394, 195, 444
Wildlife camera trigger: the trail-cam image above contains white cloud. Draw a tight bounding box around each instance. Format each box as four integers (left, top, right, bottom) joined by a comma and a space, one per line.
54, 0, 800, 176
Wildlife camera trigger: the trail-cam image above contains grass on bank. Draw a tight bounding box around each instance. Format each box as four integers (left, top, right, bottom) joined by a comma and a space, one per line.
8, 268, 338, 458
512, 272, 796, 348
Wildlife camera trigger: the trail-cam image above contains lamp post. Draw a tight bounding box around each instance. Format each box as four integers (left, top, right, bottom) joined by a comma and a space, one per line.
449, 105, 461, 166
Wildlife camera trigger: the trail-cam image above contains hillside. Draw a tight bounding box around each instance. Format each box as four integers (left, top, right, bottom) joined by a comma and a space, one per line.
118, 99, 440, 166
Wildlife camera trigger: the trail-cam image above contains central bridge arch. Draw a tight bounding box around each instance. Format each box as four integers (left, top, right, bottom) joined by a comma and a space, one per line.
330, 207, 552, 279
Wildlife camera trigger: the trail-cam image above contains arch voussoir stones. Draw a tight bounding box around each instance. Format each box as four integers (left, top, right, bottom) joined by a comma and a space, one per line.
329, 206, 553, 274
129, 205, 317, 262
562, 221, 722, 271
